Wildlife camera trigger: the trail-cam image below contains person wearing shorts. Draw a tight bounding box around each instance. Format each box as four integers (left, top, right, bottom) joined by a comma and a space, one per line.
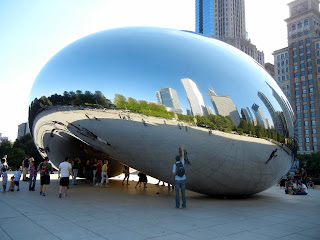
58, 157, 73, 198
38, 157, 53, 196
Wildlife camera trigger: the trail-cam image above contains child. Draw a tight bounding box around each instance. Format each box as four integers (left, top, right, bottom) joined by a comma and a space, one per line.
307, 177, 315, 189
2, 167, 7, 193
8, 176, 14, 192
13, 167, 22, 191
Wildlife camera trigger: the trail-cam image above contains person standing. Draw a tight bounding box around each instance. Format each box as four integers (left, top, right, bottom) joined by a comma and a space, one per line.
71, 158, 80, 185
38, 157, 53, 196
101, 160, 109, 188
28, 158, 37, 191
94, 160, 102, 187
172, 148, 186, 209
301, 168, 308, 185
58, 157, 73, 198
22, 156, 29, 181
13, 167, 22, 191
1, 155, 8, 168
2, 167, 7, 193
122, 165, 130, 185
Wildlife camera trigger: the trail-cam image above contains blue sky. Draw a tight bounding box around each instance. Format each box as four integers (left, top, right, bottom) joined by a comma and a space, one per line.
0, 0, 291, 141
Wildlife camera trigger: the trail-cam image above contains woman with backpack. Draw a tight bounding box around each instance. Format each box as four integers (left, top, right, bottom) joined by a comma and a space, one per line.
173, 148, 186, 209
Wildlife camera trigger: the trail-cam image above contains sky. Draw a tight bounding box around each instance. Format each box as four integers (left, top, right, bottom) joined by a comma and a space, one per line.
0, 0, 292, 141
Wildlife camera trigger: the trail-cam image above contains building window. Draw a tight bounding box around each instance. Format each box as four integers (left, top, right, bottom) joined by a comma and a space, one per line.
314, 146, 318, 151
304, 113, 308, 118
282, 76, 285, 80
277, 62, 280, 67
295, 83, 299, 88
298, 130, 302, 135
303, 104, 308, 110
294, 58, 298, 63
293, 50, 297, 55
311, 112, 315, 117
299, 146, 303, 151
295, 73, 299, 78
297, 106, 301, 111
296, 90, 300, 95
299, 40, 303, 46
286, 60, 289, 65
296, 98, 300, 103
301, 63, 305, 69
297, 113, 301, 119
285, 53, 288, 58
282, 68, 285, 73
310, 87, 314, 93
311, 103, 315, 109
306, 146, 310, 151
302, 71, 306, 76
300, 48, 304, 53
307, 54, 311, 59
310, 95, 314, 101
292, 24, 296, 31
294, 65, 298, 70
286, 67, 289, 72
278, 77, 281, 81
302, 81, 306, 86
308, 62, 312, 67
299, 138, 302, 143
312, 120, 316, 126
306, 37, 310, 43
313, 137, 317, 143
305, 129, 309, 134
300, 56, 304, 61
309, 79, 313, 85
312, 128, 317, 134
308, 69, 312, 75
293, 43, 297, 48
316, 43, 320, 49
298, 122, 302, 127
298, 22, 302, 28
287, 75, 290, 80
307, 46, 311, 51
305, 121, 309, 126
303, 96, 307, 101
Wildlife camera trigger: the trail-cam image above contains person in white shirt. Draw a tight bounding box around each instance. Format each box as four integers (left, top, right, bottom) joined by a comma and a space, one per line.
13, 167, 22, 191
58, 157, 73, 198
294, 180, 308, 195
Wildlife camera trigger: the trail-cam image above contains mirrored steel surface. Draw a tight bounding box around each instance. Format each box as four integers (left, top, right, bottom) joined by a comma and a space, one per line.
29, 27, 296, 195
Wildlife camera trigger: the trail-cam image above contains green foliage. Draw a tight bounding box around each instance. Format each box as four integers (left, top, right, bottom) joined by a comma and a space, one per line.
237, 128, 244, 135
13, 134, 42, 166
177, 114, 194, 123
195, 114, 235, 131
114, 94, 174, 119
9, 148, 25, 169
29, 90, 112, 134
297, 151, 320, 177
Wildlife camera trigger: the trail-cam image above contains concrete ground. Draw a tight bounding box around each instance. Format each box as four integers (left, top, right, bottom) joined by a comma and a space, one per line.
0, 172, 319, 240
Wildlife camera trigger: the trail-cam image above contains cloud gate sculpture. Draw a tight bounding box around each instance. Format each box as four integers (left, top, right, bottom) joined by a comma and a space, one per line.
29, 27, 296, 196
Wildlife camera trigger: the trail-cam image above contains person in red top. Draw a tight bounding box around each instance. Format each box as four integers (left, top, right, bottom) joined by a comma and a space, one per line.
94, 160, 102, 186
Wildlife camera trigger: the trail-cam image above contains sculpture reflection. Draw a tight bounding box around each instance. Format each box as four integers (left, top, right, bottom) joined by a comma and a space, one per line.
29, 27, 297, 196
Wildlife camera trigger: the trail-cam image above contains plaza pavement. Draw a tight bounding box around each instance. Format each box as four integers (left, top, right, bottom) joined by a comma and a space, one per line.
0, 172, 319, 240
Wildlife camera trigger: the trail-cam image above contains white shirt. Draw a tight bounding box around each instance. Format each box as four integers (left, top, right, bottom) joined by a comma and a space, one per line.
59, 161, 72, 178
298, 183, 308, 194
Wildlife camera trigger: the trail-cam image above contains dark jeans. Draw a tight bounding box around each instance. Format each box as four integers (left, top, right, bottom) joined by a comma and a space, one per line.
175, 180, 186, 208
29, 176, 36, 190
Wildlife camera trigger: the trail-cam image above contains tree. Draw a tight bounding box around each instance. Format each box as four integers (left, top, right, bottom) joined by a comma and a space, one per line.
114, 94, 127, 109
238, 119, 248, 133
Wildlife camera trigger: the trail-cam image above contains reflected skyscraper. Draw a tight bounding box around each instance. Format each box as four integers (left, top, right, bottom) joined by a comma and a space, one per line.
258, 91, 286, 135
241, 108, 251, 123
251, 103, 268, 129
208, 87, 240, 126
181, 78, 207, 116
266, 82, 294, 138
155, 87, 183, 114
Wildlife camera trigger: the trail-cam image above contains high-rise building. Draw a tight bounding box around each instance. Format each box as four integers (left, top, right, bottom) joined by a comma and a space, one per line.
208, 87, 240, 126
155, 87, 183, 114
273, 47, 290, 98
273, 0, 320, 152
258, 91, 286, 135
181, 78, 207, 116
195, 0, 264, 65
251, 103, 268, 129
17, 122, 29, 139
